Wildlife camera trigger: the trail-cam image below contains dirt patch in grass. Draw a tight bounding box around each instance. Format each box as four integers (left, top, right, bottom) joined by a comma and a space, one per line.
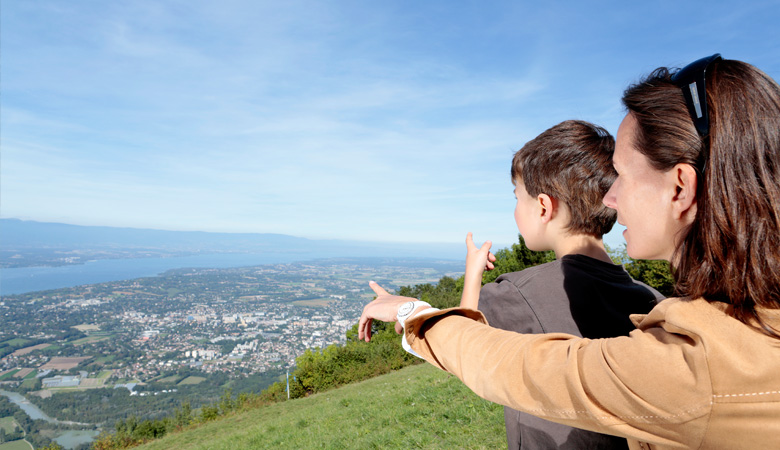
11, 343, 51, 356
291, 298, 334, 307
71, 336, 110, 346
39, 356, 92, 370
13, 368, 33, 378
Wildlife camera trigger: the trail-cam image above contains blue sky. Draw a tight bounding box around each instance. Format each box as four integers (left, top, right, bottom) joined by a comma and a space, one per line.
2, 1, 779, 250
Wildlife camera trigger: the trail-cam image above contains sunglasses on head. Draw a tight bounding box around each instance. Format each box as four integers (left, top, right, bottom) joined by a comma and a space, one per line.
671, 53, 722, 138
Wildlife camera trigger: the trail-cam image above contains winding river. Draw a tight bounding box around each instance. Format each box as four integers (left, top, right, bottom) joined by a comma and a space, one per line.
0, 389, 99, 449
0, 389, 57, 422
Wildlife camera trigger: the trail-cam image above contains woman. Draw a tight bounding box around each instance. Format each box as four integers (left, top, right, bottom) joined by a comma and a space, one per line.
359, 55, 780, 449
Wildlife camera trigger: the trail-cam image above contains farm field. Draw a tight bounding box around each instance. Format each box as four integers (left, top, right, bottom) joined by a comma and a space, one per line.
178, 376, 206, 385
0, 370, 21, 381
10, 344, 50, 357
12, 369, 33, 379
71, 335, 111, 346
156, 375, 181, 384
0, 440, 32, 450
291, 298, 334, 307
0, 416, 18, 433
39, 357, 91, 371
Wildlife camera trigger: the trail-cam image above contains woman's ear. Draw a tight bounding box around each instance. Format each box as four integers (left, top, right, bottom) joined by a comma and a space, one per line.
670, 163, 698, 222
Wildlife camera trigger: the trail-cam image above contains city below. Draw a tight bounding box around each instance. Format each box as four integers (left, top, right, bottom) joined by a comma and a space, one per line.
0, 257, 462, 449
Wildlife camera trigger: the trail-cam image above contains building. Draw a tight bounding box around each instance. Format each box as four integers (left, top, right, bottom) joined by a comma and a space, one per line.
42, 375, 80, 388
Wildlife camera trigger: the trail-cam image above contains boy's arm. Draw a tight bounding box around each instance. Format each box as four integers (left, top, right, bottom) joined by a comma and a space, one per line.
460, 232, 495, 310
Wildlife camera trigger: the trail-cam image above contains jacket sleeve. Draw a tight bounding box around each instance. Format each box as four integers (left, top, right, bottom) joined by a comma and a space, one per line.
403, 307, 712, 448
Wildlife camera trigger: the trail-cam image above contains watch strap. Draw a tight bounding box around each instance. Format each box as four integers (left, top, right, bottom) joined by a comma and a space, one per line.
396, 300, 432, 329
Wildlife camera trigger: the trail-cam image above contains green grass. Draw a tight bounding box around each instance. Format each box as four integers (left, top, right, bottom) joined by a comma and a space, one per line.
94, 355, 116, 364
0, 440, 32, 450
22, 370, 38, 380
71, 335, 111, 345
156, 375, 181, 384
19, 378, 37, 389
89, 331, 113, 337
177, 376, 206, 385
136, 364, 506, 450
0, 416, 18, 433
0, 338, 29, 347
0, 369, 20, 381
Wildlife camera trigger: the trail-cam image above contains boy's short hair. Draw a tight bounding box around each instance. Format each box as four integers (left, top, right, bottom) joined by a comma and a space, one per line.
511, 120, 617, 237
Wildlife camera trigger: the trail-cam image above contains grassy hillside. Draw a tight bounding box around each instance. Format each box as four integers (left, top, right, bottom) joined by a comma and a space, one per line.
134, 363, 506, 449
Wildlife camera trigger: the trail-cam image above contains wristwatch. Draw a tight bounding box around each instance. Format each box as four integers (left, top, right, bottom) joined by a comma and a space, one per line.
396, 300, 431, 329
398, 300, 436, 359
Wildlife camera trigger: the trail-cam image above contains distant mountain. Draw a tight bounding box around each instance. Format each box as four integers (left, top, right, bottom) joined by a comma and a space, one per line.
0, 219, 464, 268
1, 218, 315, 251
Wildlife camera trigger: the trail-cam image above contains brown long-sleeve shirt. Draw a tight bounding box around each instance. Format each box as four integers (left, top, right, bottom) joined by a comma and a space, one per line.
405, 297, 780, 449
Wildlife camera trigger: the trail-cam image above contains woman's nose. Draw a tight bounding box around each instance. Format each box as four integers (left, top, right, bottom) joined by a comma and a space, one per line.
603, 183, 617, 209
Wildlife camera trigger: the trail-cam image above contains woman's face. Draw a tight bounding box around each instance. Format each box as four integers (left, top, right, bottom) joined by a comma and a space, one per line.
603, 114, 680, 261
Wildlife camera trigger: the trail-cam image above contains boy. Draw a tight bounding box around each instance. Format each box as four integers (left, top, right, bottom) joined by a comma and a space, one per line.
461, 120, 663, 450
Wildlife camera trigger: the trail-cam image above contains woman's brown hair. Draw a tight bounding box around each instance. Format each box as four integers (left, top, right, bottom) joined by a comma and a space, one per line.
622, 59, 780, 337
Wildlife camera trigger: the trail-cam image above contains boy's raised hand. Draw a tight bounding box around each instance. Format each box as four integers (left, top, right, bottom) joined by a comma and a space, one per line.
461, 233, 495, 310
465, 232, 495, 275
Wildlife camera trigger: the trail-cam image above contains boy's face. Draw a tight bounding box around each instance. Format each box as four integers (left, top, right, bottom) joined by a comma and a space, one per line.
513, 179, 544, 250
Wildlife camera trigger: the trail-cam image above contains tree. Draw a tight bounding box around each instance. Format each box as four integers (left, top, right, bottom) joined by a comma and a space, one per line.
218, 389, 235, 415
482, 235, 555, 283
173, 401, 193, 428
37, 443, 64, 450
199, 404, 219, 422
624, 259, 675, 296
607, 245, 675, 296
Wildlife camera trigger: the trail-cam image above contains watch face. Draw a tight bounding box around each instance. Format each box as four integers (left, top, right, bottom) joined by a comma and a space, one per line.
398, 301, 415, 317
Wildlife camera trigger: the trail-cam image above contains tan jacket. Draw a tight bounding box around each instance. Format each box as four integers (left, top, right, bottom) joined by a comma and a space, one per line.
405, 298, 780, 449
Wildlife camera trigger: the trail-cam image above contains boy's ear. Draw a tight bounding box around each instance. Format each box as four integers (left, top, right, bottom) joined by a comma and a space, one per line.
670, 163, 698, 222
537, 194, 557, 224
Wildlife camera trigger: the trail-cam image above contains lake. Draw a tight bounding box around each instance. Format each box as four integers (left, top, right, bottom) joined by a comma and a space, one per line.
54, 430, 101, 449
0, 251, 336, 296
